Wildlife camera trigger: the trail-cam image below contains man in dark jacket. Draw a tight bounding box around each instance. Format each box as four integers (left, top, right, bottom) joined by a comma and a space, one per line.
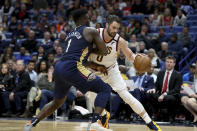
146, 56, 182, 121
2, 60, 32, 116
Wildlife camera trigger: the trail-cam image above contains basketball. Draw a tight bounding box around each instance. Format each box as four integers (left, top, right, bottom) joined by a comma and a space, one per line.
133, 54, 151, 73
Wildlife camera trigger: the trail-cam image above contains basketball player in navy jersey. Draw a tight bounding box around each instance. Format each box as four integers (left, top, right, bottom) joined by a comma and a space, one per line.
24, 9, 113, 131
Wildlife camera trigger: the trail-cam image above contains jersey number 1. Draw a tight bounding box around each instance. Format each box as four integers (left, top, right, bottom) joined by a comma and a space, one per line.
66, 39, 72, 52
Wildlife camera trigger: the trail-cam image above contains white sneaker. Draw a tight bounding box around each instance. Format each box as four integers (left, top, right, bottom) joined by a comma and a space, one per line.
87, 120, 113, 131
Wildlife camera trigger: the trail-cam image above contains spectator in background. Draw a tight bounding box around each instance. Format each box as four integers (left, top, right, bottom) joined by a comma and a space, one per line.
144, 0, 155, 15
183, 63, 196, 82
118, 0, 127, 10
34, 22, 43, 39
130, 71, 155, 103
47, 53, 55, 66
138, 42, 148, 54
151, 35, 161, 52
168, 33, 182, 58
0, 47, 15, 64
54, 46, 62, 63
146, 56, 182, 121
178, 26, 191, 50
31, 53, 38, 64
173, 9, 187, 26
160, 8, 173, 27
56, 16, 66, 33
148, 48, 161, 73
37, 46, 45, 63
122, 0, 131, 16
50, 26, 58, 40
0, 0, 14, 16
22, 30, 38, 53
56, 3, 66, 19
166, 0, 177, 17
181, 62, 197, 123
128, 34, 140, 53
33, 0, 48, 10
15, 4, 29, 21
15, 47, 31, 65
13, 22, 26, 39
47, 40, 60, 55
26, 60, 37, 84
1, 15, 9, 31
40, 14, 50, 32
8, 16, 17, 32
67, 16, 75, 29
117, 50, 126, 66
158, 42, 171, 62
95, 23, 102, 29
0, 63, 15, 116
181, 0, 194, 15
149, 9, 161, 27
147, 65, 157, 83
137, 24, 152, 49
32, 10, 40, 22
41, 31, 53, 50
129, 20, 141, 35
2, 60, 32, 116
6, 59, 16, 76
158, 28, 168, 44
58, 31, 66, 49
131, 0, 145, 14
90, 14, 97, 28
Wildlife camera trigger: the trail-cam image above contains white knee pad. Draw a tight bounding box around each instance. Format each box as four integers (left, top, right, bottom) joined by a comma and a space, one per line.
117, 89, 144, 114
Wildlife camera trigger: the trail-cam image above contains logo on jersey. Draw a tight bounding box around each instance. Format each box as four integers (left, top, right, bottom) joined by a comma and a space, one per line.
66, 31, 82, 40
96, 46, 112, 62
87, 73, 96, 81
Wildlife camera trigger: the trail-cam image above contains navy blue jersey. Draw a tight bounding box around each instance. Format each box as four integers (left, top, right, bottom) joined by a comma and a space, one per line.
61, 26, 93, 66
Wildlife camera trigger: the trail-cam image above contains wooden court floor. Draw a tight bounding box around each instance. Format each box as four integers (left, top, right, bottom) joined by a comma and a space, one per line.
0, 119, 197, 131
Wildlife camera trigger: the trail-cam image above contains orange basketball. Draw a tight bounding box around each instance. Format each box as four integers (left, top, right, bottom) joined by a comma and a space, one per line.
133, 54, 151, 73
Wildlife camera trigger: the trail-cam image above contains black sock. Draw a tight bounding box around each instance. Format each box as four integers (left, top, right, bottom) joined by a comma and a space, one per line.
31, 117, 40, 127
92, 113, 101, 123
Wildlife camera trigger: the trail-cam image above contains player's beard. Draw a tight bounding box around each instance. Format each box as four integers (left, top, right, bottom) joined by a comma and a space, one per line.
107, 27, 116, 38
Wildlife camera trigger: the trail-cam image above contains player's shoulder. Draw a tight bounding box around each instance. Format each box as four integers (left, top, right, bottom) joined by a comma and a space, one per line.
84, 27, 98, 34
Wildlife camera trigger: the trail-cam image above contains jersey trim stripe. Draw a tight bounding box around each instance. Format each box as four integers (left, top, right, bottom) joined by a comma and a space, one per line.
116, 36, 120, 51
77, 47, 92, 77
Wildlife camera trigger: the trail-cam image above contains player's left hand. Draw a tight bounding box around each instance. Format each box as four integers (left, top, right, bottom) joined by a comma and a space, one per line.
96, 65, 108, 75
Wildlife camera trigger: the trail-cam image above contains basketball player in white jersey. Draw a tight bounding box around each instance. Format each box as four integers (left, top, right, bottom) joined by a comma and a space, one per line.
87, 15, 161, 131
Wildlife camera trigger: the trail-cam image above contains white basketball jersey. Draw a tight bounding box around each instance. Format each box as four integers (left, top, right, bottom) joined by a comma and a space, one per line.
89, 28, 120, 68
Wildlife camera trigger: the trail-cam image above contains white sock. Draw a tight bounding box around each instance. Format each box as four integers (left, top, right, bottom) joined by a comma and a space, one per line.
141, 112, 152, 124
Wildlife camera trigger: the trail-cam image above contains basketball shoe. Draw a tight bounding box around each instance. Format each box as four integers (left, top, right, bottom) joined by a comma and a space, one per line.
147, 121, 162, 131
87, 120, 113, 131
24, 121, 33, 131
101, 111, 110, 129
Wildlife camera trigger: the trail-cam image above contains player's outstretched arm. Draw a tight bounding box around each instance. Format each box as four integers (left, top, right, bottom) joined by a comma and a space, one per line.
118, 37, 136, 63
84, 27, 108, 55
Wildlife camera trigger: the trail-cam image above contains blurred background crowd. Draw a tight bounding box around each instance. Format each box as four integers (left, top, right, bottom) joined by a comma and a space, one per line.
0, 0, 197, 124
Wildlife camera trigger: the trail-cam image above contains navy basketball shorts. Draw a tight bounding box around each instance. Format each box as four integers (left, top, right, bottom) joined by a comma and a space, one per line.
54, 60, 111, 100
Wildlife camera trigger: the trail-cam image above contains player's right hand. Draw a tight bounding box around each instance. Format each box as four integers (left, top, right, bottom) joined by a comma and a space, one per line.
96, 65, 108, 75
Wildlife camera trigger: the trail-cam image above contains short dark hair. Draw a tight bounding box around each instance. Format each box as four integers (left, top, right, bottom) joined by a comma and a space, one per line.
106, 15, 121, 25
165, 55, 176, 63
28, 60, 35, 64
72, 9, 88, 23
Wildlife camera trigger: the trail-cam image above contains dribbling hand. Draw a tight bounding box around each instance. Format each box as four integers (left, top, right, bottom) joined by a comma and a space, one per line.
96, 65, 108, 75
